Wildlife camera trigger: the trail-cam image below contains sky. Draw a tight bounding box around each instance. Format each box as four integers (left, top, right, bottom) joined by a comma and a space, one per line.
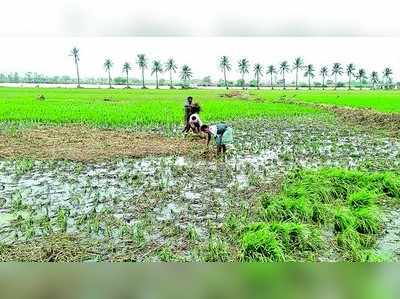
0, 0, 399, 81
0, 37, 398, 82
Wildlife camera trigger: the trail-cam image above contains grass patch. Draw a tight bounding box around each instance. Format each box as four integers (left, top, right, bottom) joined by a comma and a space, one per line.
241, 168, 400, 261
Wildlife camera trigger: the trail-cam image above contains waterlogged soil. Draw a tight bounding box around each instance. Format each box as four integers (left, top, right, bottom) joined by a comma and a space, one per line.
0, 117, 400, 261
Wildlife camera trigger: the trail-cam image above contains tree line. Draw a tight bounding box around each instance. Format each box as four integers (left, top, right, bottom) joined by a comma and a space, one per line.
219, 56, 395, 90
0, 47, 396, 89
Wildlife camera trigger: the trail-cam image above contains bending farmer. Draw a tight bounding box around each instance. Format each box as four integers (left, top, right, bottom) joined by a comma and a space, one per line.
200, 123, 234, 155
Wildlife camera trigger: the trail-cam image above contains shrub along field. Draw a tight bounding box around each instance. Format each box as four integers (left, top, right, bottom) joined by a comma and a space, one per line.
0, 87, 399, 262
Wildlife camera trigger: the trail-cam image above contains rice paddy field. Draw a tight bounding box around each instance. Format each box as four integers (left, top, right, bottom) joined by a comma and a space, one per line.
0, 87, 399, 262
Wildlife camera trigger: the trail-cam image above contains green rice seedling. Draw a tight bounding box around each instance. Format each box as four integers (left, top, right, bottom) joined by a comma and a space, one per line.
354, 207, 381, 234
56, 208, 70, 233
10, 192, 26, 212
14, 159, 34, 176
347, 189, 377, 209
334, 207, 356, 232
157, 247, 177, 262
200, 237, 230, 262
187, 225, 199, 242
241, 229, 284, 262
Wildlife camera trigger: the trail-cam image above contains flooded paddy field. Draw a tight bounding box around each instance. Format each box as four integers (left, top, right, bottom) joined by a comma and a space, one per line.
1, 116, 399, 261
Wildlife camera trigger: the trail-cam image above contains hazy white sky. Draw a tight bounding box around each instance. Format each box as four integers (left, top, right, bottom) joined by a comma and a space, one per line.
0, 37, 398, 82
0, 1, 399, 81
1, 0, 400, 36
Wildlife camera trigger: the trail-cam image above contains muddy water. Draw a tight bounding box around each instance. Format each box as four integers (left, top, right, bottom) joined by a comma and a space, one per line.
0, 117, 399, 259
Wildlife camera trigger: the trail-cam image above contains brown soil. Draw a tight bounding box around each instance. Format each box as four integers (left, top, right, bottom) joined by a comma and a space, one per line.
0, 126, 203, 162
276, 98, 400, 137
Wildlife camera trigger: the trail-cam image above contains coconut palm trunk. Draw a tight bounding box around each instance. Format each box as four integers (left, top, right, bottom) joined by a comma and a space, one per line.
223, 68, 228, 90
256, 74, 260, 90
322, 76, 325, 90
155, 71, 159, 89
241, 74, 245, 90
308, 75, 311, 90
283, 71, 286, 90
126, 70, 129, 88
141, 68, 145, 88
348, 74, 352, 90
75, 62, 80, 87
108, 71, 112, 88
270, 74, 274, 90
169, 70, 173, 88
334, 74, 337, 90
295, 69, 299, 90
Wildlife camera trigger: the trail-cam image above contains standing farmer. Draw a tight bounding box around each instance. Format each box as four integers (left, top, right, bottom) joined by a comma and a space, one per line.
200, 124, 234, 155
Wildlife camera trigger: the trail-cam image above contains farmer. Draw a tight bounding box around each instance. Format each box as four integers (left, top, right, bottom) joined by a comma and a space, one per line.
183, 101, 202, 133
200, 123, 234, 155
183, 96, 193, 126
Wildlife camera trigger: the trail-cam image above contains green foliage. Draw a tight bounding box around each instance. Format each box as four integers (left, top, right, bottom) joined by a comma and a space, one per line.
243, 168, 400, 261
0, 88, 325, 126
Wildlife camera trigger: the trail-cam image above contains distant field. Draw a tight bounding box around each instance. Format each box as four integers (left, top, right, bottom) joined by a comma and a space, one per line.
0, 88, 399, 127
254, 89, 400, 113
0, 88, 324, 126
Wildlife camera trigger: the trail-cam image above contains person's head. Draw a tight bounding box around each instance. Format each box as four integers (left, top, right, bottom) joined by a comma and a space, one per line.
191, 115, 197, 121
200, 125, 209, 133
187, 96, 193, 103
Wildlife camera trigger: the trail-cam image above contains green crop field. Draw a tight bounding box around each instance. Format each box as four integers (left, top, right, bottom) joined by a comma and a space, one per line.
0, 87, 399, 127
0, 88, 324, 126
253, 89, 400, 113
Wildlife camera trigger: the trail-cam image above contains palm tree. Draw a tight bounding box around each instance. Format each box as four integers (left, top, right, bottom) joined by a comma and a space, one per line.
165, 58, 178, 89
320, 66, 328, 90
69, 47, 81, 88
253, 63, 263, 90
332, 63, 343, 90
122, 62, 131, 88
346, 63, 356, 90
383, 67, 393, 89
180, 65, 192, 88
136, 54, 147, 88
219, 56, 231, 90
238, 58, 250, 89
304, 64, 315, 90
293, 57, 304, 90
370, 71, 379, 90
356, 68, 367, 90
279, 61, 290, 89
104, 59, 113, 88
151, 60, 163, 89
266, 65, 276, 90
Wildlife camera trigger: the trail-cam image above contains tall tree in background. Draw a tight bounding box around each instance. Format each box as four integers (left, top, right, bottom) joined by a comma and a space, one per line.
180, 65, 193, 88
332, 63, 343, 90
219, 56, 231, 90
151, 60, 163, 89
253, 63, 263, 90
356, 68, 367, 90
383, 67, 393, 89
69, 47, 81, 88
122, 62, 132, 88
266, 65, 276, 90
238, 58, 250, 89
293, 57, 304, 90
165, 58, 178, 89
346, 63, 356, 90
370, 71, 379, 90
304, 64, 315, 90
320, 66, 328, 90
279, 61, 290, 89
104, 59, 113, 88
137, 54, 147, 89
